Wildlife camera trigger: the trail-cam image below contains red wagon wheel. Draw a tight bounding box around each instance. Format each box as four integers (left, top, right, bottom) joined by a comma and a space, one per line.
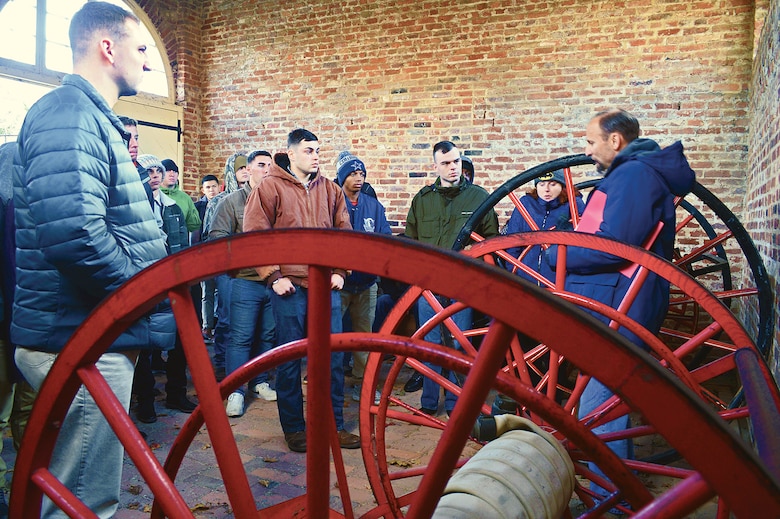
360, 231, 780, 517
11, 231, 780, 518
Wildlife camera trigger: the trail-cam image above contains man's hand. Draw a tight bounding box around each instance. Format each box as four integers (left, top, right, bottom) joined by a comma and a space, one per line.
330, 273, 345, 291
272, 277, 296, 296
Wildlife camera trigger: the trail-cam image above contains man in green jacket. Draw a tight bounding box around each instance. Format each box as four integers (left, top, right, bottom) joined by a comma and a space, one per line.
161, 158, 201, 234
404, 140, 498, 415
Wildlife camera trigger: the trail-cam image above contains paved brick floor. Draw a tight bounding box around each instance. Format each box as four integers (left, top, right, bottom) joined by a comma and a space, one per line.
111, 363, 438, 518
0, 357, 722, 518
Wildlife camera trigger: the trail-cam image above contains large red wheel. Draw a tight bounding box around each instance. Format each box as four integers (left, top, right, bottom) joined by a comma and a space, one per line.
360, 231, 780, 517
11, 231, 780, 518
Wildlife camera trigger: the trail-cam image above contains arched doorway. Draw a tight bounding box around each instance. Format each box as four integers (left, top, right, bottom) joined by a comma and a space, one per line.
0, 0, 181, 163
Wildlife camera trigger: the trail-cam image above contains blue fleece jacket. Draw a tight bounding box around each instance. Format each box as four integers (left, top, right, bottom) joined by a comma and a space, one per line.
548, 139, 695, 346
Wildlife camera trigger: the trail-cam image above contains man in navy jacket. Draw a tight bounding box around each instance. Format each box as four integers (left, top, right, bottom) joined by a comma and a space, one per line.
550, 109, 695, 503
335, 151, 392, 403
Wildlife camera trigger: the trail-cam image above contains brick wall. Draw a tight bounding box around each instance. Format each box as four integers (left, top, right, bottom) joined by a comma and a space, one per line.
153, 0, 756, 228
745, 0, 779, 379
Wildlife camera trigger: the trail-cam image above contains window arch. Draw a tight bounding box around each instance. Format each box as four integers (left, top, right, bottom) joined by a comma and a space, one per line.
0, 0, 171, 97
0, 0, 180, 155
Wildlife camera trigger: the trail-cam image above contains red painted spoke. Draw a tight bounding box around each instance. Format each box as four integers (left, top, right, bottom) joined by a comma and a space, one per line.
31, 469, 98, 519
674, 230, 733, 269
167, 284, 257, 518
79, 363, 192, 517
306, 266, 334, 514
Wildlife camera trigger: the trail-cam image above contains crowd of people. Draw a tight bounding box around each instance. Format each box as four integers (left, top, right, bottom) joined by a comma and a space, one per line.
0, 1, 698, 516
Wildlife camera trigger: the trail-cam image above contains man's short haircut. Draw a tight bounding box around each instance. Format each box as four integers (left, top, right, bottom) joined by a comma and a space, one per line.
595, 109, 640, 143
247, 150, 272, 163
69, 2, 139, 61
201, 174, 219, 185
433, 140, 458, 159
118, 116, 138, 128
287, 129, 318, 147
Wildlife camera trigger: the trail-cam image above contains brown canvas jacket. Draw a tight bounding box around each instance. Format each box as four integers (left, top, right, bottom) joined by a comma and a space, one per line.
243, 153, 351, 286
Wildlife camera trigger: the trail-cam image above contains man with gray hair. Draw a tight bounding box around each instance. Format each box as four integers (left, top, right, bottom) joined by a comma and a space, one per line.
549, 108, 695, 507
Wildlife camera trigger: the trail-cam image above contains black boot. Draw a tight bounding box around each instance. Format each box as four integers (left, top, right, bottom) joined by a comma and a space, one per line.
136, 399, 157, 424
404, 371, 424, 392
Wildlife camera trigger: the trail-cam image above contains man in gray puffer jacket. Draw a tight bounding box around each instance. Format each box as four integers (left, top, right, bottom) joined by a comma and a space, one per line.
11, 3, 170, 517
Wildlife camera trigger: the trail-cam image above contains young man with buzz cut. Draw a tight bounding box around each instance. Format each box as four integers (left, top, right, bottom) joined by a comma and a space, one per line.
243, 129, 360, 453
404, 140, 498, 417
210, 150, 278, 417
12, 3, 170, 516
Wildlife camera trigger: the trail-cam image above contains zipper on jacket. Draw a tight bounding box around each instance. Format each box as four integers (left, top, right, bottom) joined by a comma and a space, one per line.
535, 209, 550, 284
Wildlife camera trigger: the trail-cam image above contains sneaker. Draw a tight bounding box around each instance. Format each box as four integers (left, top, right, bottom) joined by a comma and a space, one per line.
337, 429, 361, 449
252, 382, 277, 401
226, 392, 244, 417
352, 385, 381, 405
418, 406, 437, 416
285, 431, 307, 452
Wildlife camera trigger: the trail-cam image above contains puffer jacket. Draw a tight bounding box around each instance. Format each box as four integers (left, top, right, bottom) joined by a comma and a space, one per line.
547, 138, 696, 347
12, 74, 170, 353
157, 191, 189, 255
505, 193, 585, 285
243, 153, 351, 286
405, 175, 498, 249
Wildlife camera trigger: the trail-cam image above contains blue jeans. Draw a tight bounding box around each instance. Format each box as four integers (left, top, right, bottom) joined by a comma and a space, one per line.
212, 274, 232, 370
227, 278, 276, 394
201, 277, 217, 330
578, 377, 632, 499
15, 348, 136, 519
271, 288, 345, 434
418, 297, 472, 413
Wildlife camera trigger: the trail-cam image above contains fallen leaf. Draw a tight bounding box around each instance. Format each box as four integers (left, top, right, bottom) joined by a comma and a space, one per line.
150, 442, 162, 450
127, 485, 143, 495
190, 503, 211, 511
258, 479, 271, 487
263, 456, 279, 463
201, 443, 211, 450
389, 459, 413, 468
126, 502, 140, 510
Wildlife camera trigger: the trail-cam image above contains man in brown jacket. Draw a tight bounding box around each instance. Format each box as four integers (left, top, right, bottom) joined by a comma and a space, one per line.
244, 129, 360, 453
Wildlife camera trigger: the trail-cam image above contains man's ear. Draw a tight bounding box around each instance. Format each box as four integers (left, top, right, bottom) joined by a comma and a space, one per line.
608, 132, 624, 151
100, 38, 116, 64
